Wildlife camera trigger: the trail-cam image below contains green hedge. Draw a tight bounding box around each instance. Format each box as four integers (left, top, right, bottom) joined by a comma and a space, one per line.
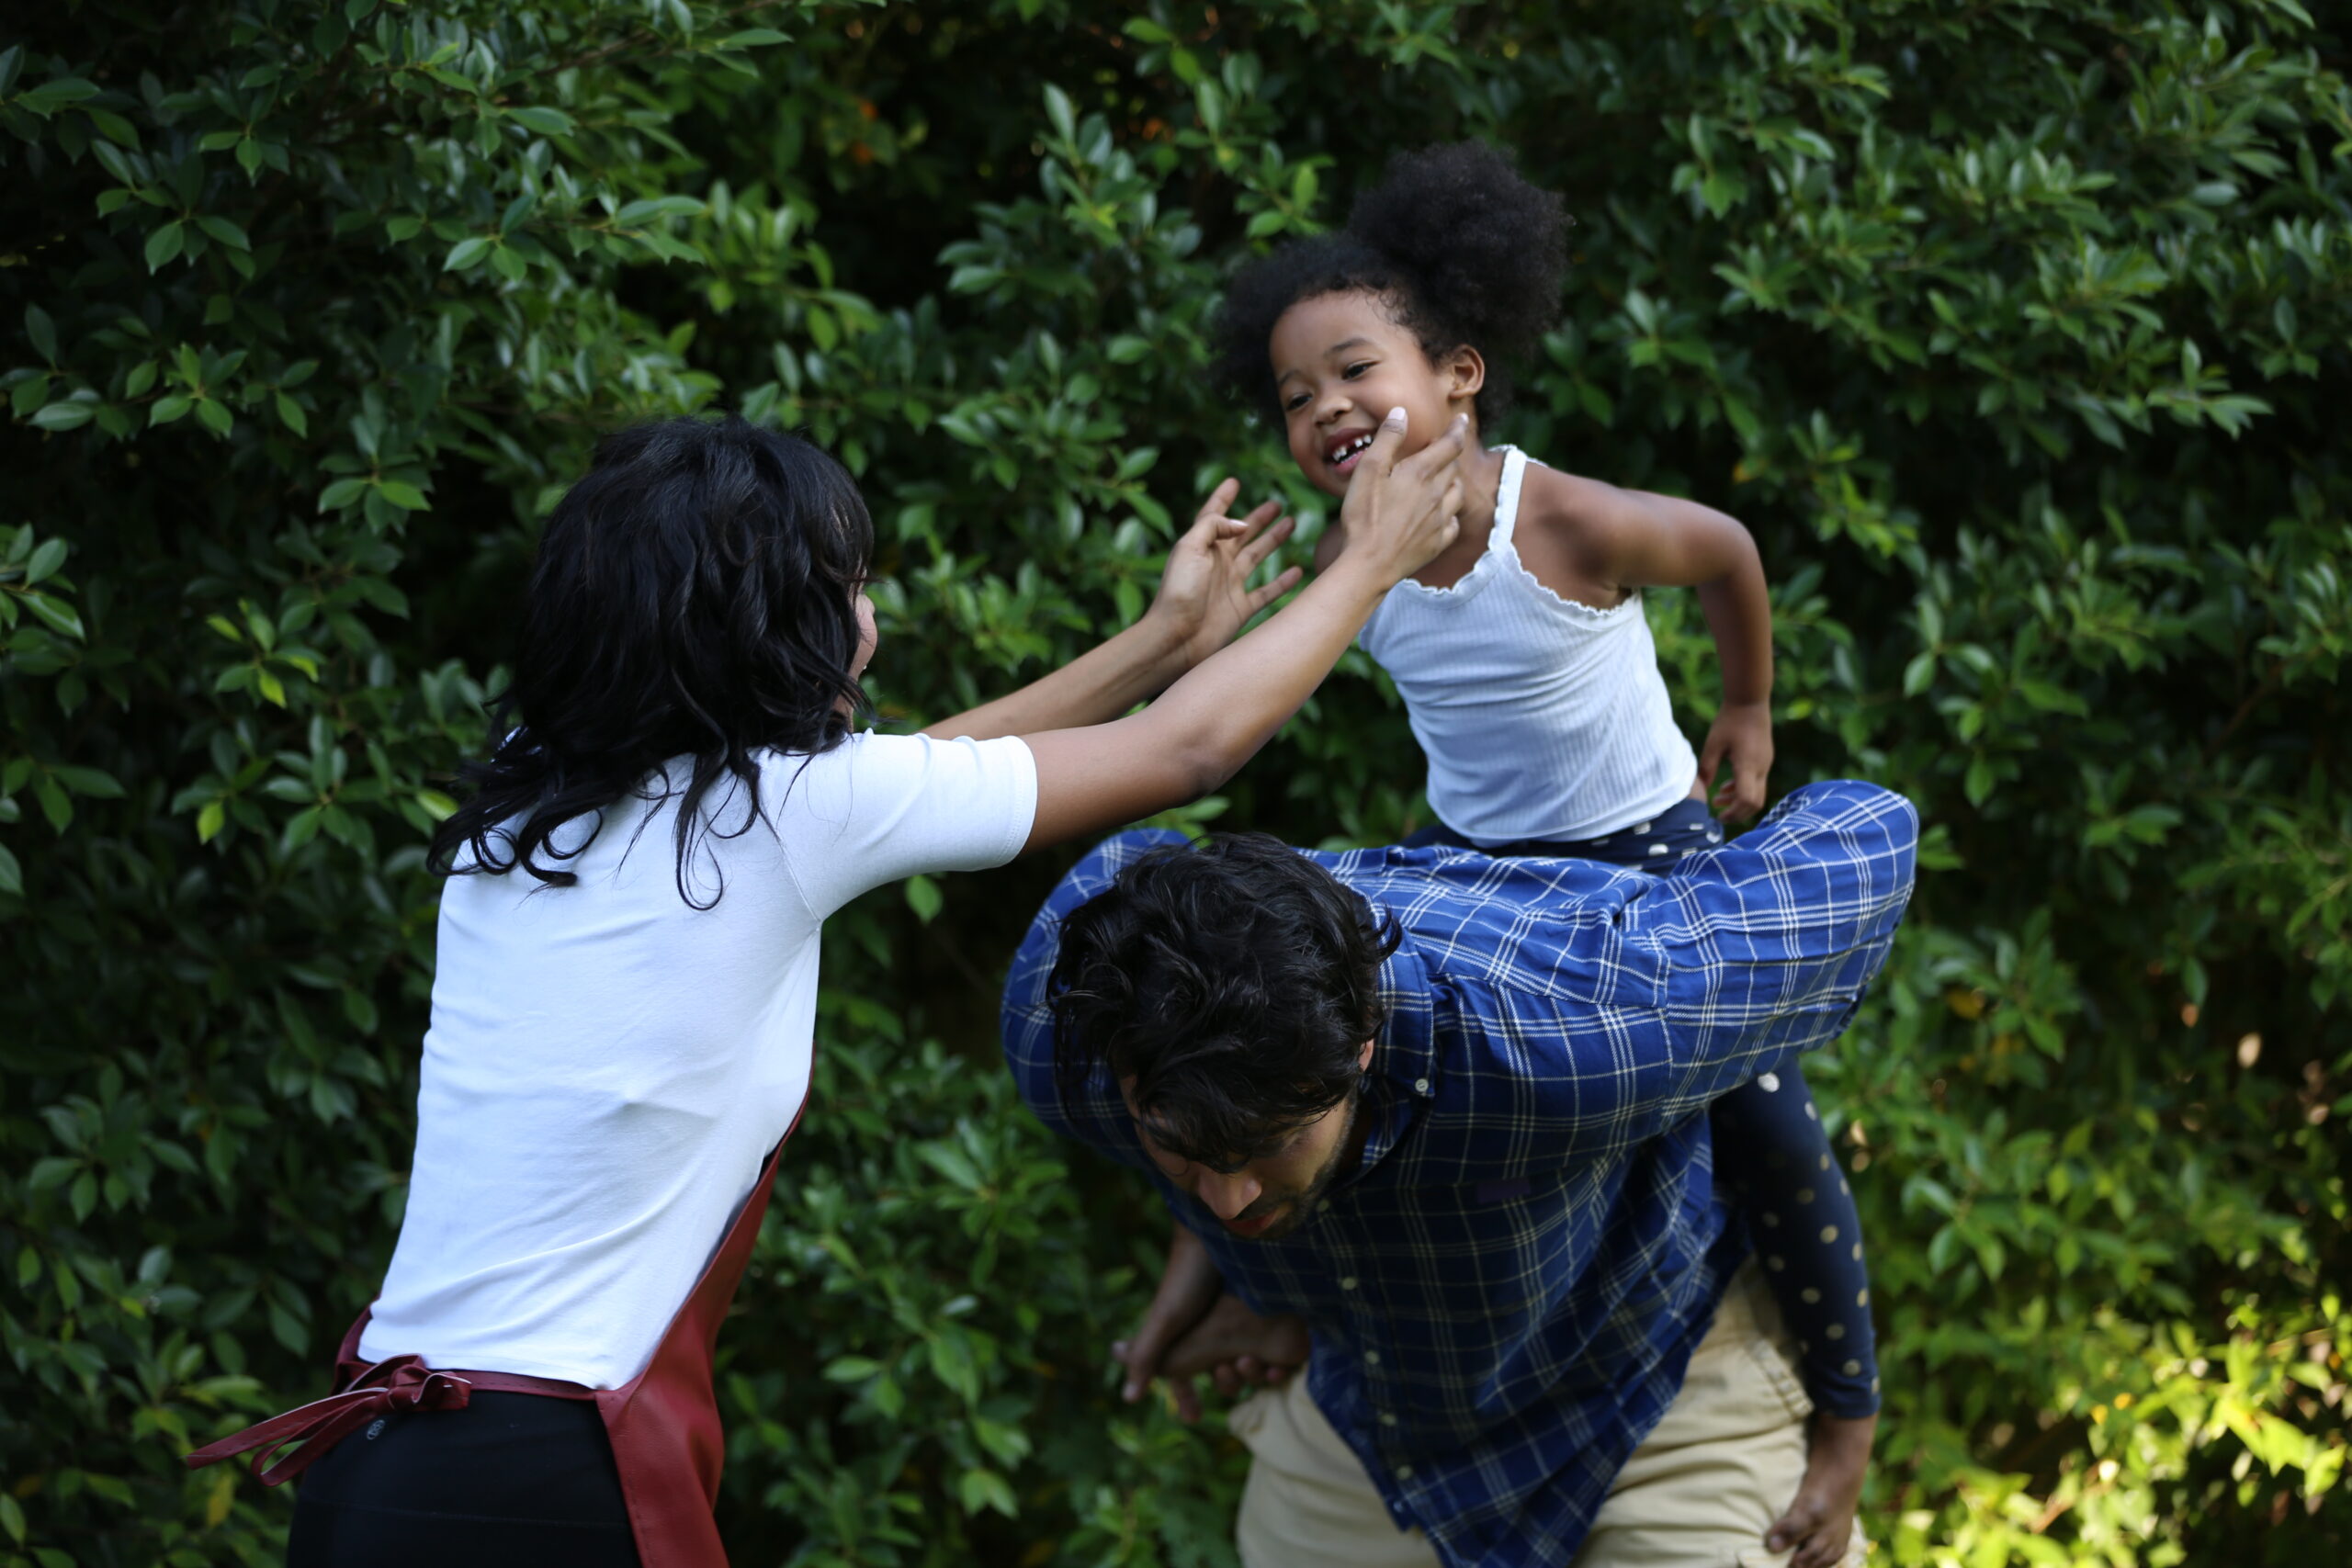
3, 2, 2346, 1563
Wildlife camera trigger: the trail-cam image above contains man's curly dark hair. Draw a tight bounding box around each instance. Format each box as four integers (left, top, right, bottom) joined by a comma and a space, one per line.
1211, 141, 1570, 423
1047, 833, 1402, 1170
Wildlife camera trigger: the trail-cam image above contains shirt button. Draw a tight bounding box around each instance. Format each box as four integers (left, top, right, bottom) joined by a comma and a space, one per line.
1380, 1412, 1398, 1427
1364, 1350, 1380, 1366
1318, 1200, 1332, 1213
1340, 1276, 1359, 1291
1395, 1464, 1415, 1482
1414, 1077, 1430, 1094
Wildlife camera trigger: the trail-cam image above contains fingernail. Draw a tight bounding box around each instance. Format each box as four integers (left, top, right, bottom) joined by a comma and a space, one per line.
1384, 406, 1407, 428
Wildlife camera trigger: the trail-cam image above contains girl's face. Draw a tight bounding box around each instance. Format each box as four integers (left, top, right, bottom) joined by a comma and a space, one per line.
1268, 290, 1483, 500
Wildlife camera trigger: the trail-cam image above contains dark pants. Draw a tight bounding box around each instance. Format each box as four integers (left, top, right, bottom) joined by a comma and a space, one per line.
288, 1391, 639, 1566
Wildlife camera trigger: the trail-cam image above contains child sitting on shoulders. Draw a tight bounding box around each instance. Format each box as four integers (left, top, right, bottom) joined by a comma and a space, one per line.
1212, 141, 1878, 1568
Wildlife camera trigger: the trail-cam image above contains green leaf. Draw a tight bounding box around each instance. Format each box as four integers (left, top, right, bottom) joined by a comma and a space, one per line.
906, 873, 943, 924
956, 1467, 1016, 1517
86, 107, 139, 147
318, 478, 368, 511
22, 594, 85, 640
53, 765, 125, 798
25, 303, 58, 363
506, 106, 574, 137
275, 391, 309, 436
443, 236, 492, 271
0, 842, 19, 898
144, 220, 186, 272
1043, 84, 1076, 143
30, 401, 95, 431
197, 215, 251, 250
24, 537, 65, 585
377, 480, 430, 511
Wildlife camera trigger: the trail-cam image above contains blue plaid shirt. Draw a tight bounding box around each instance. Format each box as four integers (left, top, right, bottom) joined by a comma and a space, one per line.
1001, 782, 1917, 1566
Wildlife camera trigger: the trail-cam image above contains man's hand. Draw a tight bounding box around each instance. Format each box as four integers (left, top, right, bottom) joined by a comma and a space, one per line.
1159, 1292, 1310, 1414
1767, 1411, 1873, 1568
1112, 1227, 1226, 1419
1144, 480, 1303, 674
1699, 700, 1773, 820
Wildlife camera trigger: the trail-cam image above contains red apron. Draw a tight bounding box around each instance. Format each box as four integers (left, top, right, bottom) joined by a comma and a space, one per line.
187, 1120, 797, 1568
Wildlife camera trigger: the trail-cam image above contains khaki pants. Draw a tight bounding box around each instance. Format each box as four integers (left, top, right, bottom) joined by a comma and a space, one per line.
1228, 1263, 1865, 1568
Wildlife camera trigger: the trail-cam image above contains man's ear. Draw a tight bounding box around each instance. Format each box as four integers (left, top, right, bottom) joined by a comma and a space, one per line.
1357, 1038, 1376, 1072
1442, 344, 1487, 406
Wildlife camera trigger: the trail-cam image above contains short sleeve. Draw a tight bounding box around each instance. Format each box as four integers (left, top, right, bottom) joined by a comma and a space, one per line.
772, 732, 1038, 918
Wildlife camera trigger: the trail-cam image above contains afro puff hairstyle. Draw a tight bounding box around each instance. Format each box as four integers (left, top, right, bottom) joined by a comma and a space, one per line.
1211, 141, 1569, 424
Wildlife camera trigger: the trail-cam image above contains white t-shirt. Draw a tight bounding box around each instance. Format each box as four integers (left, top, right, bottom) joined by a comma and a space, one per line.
360, 731, 1037, 1389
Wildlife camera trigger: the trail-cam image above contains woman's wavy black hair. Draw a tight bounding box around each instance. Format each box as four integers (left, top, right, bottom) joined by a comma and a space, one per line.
430, 414, 873, 908
1212, 141, 1570, 423
1048, 833, 1402, 1170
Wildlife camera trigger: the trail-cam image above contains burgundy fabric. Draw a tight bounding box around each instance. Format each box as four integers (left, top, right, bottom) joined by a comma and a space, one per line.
593, 1113, 797, 1567
187, 1111, 800, 1568
183, 1353, 589, 1485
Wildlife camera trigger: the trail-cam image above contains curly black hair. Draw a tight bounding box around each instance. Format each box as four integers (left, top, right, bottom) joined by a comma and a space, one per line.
1047, 833, 1402, 1170
430, 415, 873, 909
1211, 141, 1569, 423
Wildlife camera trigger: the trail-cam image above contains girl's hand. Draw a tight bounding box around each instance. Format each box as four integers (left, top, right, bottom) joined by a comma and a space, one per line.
1327, 408, 1469, 589
1767, 1410, 1873, 1567
1146, 480, 1302, 673
1700, 701, 1773, 820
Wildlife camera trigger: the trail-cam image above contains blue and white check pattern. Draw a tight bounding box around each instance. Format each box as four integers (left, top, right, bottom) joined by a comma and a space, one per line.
1002, 781, 1917, 1566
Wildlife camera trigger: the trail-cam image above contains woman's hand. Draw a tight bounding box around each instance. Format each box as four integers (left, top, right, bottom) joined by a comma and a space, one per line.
1017, 407, 1471, 852
1144, 482, 1302, 675
1324, 408, 1470, 591
1699, 700, 1773, 820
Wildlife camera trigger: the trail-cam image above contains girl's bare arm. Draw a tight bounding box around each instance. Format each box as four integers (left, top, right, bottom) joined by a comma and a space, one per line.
1018, 412, 1468, 852
1555, 475, 1776, 817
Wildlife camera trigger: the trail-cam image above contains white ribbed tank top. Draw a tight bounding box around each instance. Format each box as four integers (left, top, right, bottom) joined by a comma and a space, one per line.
1358, 446, 1699, 845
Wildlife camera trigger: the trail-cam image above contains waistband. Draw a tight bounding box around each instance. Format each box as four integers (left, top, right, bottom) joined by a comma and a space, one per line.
186, 1354, 594, 1486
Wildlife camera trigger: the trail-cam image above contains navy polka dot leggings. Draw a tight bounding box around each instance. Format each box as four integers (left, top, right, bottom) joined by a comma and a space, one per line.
1410, 795, 1883, 1417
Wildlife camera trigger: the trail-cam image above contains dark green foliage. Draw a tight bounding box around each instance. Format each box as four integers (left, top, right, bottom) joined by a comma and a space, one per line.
2, 2, 2346, 1563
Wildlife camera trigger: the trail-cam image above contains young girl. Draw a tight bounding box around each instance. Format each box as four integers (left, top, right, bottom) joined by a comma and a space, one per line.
186, 412, 1468, 1565
1212, 143, 1878, 1568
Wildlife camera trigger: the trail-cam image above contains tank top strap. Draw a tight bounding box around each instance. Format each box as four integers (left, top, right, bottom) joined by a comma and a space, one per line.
1490, 446, 1531, 554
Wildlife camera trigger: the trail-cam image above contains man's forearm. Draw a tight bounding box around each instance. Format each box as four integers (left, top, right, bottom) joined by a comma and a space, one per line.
922, 617, 1186, 741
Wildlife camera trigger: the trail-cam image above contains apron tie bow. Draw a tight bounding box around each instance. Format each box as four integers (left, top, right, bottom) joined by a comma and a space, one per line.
185, 1355, 474, 1485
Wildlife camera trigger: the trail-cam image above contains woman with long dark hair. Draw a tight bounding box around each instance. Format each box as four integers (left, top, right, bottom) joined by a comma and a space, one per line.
188, 409, 1466, 1566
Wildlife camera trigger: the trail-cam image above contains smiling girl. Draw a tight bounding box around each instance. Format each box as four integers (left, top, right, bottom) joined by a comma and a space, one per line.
1207, 142, 1879, 1568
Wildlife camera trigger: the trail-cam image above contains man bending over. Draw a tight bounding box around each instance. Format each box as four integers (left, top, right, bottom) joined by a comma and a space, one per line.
999, 781, 1917, 1568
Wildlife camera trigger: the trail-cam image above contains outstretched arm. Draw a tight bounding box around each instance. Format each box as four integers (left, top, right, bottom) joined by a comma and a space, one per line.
1562, 476, 1775, 818
1016, 411, 1468, 852
925, 487, 1300, 742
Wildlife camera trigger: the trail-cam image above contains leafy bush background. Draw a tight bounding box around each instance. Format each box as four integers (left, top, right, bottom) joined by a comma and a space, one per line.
4, 1, 2348, 1563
